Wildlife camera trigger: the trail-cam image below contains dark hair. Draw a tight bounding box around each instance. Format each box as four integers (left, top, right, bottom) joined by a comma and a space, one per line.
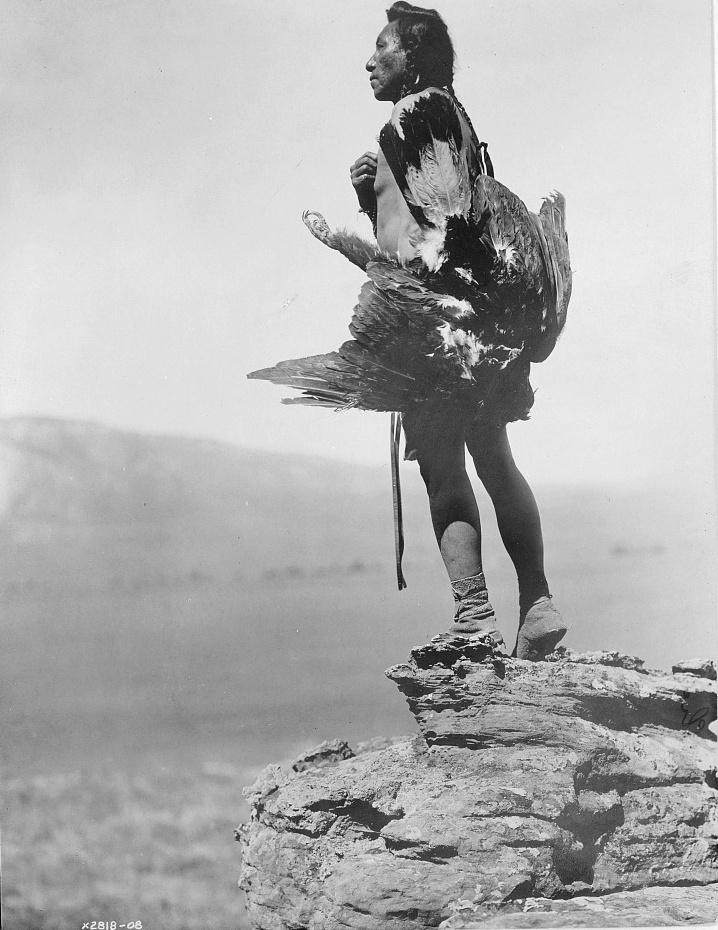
386, 2, 455, 94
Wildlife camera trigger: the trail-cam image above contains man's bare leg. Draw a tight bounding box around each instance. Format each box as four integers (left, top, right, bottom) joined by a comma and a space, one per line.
466, 424, 568, 659
412, 420, 505, 646
467, 425, 548, 605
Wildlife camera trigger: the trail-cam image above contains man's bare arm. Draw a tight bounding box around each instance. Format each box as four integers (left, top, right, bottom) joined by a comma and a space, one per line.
349, 151, 378, 215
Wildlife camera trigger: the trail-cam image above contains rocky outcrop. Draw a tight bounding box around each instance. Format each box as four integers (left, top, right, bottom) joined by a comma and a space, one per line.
238, 638, 718, 929
441, 884, 718, 927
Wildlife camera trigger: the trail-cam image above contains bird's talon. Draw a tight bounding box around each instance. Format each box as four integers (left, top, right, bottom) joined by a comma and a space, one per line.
302, 210, 338, 249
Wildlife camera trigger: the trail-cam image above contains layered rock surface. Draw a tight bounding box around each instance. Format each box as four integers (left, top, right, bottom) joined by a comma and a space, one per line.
239, 638, 718, 929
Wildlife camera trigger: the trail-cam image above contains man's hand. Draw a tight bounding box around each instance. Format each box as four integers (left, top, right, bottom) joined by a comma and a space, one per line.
350, 151, 378, 212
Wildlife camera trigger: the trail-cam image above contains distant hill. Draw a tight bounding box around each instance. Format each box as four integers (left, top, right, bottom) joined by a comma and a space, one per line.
0, 417, 407, 591
0, 416, 713, 597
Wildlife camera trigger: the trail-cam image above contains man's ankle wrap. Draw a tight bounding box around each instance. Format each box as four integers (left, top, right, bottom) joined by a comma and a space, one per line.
451, 572, 497, 631
451, 572, 488, 601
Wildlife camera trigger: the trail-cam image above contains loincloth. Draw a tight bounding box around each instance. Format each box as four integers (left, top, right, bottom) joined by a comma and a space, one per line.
401, 357, 534, 461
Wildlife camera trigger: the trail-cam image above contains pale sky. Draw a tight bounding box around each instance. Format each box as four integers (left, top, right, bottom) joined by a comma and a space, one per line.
0, 0, 714, 487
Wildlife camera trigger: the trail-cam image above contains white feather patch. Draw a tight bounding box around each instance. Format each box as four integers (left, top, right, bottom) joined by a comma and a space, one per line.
416, 224, 448, 273
453, 267, 476, 285
436, 295, 475, 321
437, 324, 522, 379
405, 139, 470, 224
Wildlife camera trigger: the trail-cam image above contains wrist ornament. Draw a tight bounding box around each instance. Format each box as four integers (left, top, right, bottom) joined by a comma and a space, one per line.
361, 203, 378, 237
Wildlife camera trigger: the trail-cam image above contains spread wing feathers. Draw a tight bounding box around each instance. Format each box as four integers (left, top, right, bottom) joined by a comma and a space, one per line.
539, 192, 572, 335
248, 184, 572, 410
249, 348, 424, 412
247, 255, 518, 411
405, 138, 471, 227
471, 176, 550, 293
468, 177, 572, 363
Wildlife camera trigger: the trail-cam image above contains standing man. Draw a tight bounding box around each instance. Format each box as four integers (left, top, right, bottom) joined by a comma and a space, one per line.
349, 3, 569, 660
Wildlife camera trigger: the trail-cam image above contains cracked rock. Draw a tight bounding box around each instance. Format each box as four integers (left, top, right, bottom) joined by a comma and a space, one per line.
672, 658, 717, 681
292, 739, 356, 773
239, 640, 718, 929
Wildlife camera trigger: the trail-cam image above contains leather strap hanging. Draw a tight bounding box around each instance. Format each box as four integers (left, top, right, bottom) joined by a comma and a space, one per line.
390, 412, 407, 590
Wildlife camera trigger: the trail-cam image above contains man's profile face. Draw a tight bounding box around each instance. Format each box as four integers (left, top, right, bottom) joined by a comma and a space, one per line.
365, 22, 408, 103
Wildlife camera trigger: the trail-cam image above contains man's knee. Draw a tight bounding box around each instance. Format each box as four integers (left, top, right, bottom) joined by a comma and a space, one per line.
418, 455, 467, 495
421, 466, 475, 529
467, 428, 517, 494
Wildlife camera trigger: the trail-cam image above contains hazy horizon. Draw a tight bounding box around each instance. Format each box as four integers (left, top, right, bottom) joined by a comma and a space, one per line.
0, 411, 711, 495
